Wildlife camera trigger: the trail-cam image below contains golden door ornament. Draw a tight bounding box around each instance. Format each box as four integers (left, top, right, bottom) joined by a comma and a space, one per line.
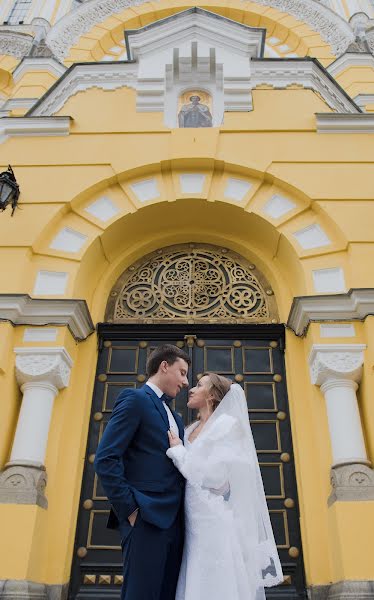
105, 244, 278, 324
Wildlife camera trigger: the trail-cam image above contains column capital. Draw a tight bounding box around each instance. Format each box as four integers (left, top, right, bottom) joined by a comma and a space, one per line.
14, 346, 73, 390
309, 344, 366, 386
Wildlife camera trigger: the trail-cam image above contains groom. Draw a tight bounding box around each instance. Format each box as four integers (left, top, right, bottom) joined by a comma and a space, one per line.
94, 344, 190, 600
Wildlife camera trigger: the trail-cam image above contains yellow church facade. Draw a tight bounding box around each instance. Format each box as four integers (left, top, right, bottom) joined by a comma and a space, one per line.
0, 0, 374, 598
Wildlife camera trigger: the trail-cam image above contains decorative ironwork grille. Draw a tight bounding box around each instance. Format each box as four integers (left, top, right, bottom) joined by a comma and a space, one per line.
105, 244, 278, 324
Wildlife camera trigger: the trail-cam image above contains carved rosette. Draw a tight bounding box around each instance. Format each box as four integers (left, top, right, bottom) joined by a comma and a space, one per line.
329, 463, 374, 505
15, 347, 73, 390
106, 244, 278, 324
309, 345, 365, 386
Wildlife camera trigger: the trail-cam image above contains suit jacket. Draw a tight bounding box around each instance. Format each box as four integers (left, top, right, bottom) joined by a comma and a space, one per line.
94, 384, 185, 535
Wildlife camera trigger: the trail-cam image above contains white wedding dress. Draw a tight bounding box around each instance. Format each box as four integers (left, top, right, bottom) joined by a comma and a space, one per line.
166, 384, 283, 600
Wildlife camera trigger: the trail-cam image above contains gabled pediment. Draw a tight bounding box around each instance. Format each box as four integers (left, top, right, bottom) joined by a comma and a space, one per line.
125, 8, 265, 61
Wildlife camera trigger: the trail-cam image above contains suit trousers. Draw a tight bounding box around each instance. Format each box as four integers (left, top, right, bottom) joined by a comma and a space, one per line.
120, 510, 184, 600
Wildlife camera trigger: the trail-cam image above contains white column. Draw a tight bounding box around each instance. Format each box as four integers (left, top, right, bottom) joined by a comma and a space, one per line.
309, 344, 368, 467
8, 347, 72, 468
0, 346, 73, 508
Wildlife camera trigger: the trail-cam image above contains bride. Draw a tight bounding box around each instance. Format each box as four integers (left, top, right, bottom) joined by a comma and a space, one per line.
167, 373, 283, 600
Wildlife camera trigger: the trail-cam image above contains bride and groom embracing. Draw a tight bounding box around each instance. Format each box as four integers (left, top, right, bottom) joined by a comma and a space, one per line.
94, 344, 283, 600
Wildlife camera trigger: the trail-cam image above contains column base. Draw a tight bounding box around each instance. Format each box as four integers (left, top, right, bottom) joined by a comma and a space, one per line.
328, 463, 374, 505
0, 581, 68, 600
0, 463, 47, 509
309, 580, 374, 599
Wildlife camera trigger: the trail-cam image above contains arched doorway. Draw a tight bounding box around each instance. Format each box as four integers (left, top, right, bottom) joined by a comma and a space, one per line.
70, 244, 306, 599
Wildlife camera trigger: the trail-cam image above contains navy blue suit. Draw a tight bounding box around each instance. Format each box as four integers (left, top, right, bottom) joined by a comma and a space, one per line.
94, 384, 185, 600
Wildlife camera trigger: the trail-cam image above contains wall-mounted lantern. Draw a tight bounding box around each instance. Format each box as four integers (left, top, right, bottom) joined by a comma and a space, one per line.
0, 166, 20, 216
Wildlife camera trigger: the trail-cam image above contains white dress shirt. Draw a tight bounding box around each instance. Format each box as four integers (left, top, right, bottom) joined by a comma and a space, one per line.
146, 381, 179, 436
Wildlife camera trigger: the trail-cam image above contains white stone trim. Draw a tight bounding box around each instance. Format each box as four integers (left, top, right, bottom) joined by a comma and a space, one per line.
28, 58, 361, 120
49, 227, 88, 253
327, 52, 374, 79
287, 288, 374, 336
29, 62, 137, 117
0, 294, 94, 341
354, 94, 374, 109
0, 30, 33, 58
320, 323, 356, 337
312, 267, 346, 293
23, 328, 58, 342
84, 196, 120, 222
293, 223, 331, 250
316, 113, 374, 133
0, 116, 71, 144
33, 271, 68, 296
12, 57, 66, 83
251, 59, 360, 114
45, 0, 354, 61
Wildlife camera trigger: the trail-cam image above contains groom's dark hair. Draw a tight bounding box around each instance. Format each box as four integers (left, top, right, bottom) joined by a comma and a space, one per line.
146, 344, 190, 377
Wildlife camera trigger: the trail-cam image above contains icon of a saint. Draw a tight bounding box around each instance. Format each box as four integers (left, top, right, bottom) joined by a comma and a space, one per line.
178, 95, 213, 128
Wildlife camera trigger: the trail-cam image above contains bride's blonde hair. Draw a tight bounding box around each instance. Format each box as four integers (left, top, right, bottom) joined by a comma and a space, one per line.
202, 372, 232, 411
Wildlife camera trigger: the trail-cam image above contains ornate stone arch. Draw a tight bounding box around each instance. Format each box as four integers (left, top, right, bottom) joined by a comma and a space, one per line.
105, 243, 279, 324
46, 0, 354, 60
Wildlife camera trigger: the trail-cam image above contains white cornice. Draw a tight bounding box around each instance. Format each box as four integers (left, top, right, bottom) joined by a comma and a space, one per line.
287, 289, 374, 336
327, 52, 374, 78
46, 0, 354, 61
0, 295, 94, 341
13, 57, 66, 83
0, 116, 71, 143
28, 58, 360, 118
29, 62, 137, 117
0, 98, 37, 118
251, 59, 360, 113
316, 113, 374, 132
354, 93, 374, 108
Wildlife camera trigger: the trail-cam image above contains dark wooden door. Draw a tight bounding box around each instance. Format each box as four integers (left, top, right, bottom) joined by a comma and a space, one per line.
69, 324, 306, 599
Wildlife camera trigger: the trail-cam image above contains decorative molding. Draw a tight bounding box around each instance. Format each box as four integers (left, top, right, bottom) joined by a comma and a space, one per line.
28, 62, 137, 117
309, 581, 374, 599
0, 31, 33, 58
0, 463, 47, 509
13, 57, 66, 83
106, 243, 279, 323
329, 463, 374, 504
316, 112, 374, 132
327, 52, 374, 78
0, 294, 94, 341
28, 58, 361, 120
0, 580, 68, 600
0, 97, 38, 118
14, 347, 73, 389
45, 0, 354, 61
354, 93, 374, 108
251, 59, 361, 114
308, 343, 365, 385
0, 116, 71, 144
287, 288, 374, 336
